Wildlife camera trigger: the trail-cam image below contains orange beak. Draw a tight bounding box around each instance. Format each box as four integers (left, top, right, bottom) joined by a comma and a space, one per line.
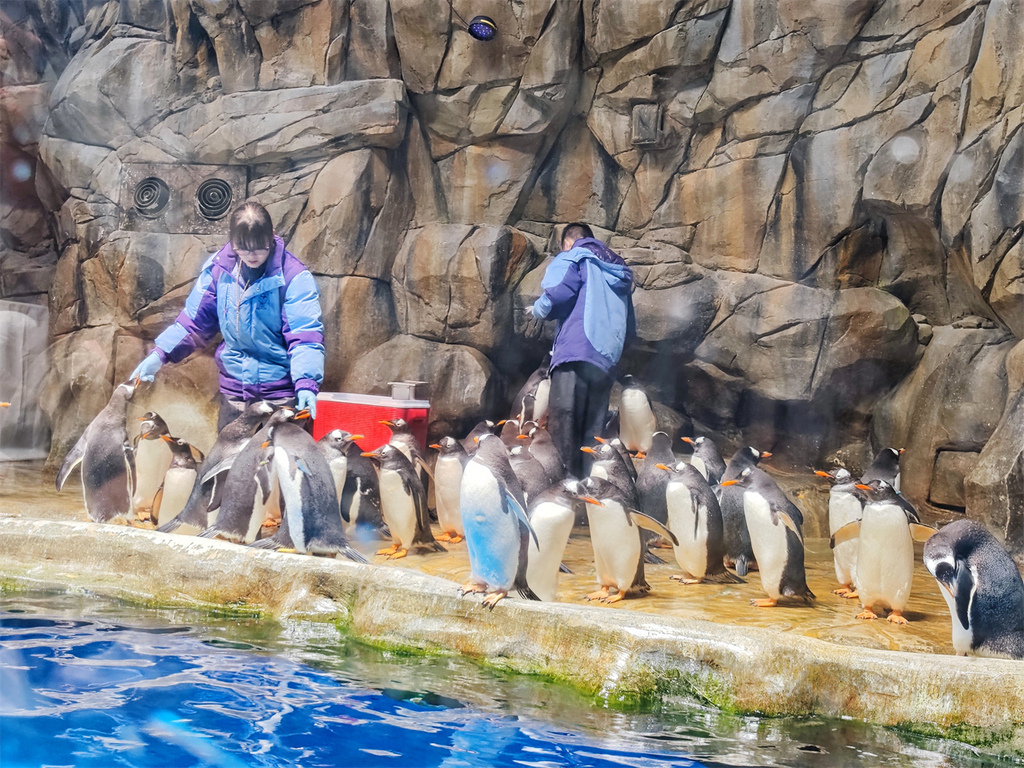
634, 451, 646, 460
496, 420, 507, 426
855, 484, 872, 490
378, 419, 393, 426
362, 451, 379, 458
593, 436, 607, 445
760, 451, 772, 459
720, 480, 739, 486
429, 444, 442, 450
517, 434, 528, 440
681, 437, 694, 444
295, 410, 311, 420
579, 496, 603, 506
655, 463, 671, 471
898, 448, 906, 455
160, 434, 174, 443
814, 470, 830, 478
580, 446, 596, 454
351, 434, 364, 441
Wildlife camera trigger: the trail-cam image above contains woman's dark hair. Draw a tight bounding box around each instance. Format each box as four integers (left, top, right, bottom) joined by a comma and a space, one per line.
229, 201, 274, 251
561, 222, 594, 245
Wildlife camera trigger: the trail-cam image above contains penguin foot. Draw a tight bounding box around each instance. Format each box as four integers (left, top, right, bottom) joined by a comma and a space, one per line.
832, 586, 858, 599
585, 587, 611, 602
750, 598, 777, 608
436, 532, 463, 544
670, 575, 701, 585
459, 581, 487, 596
481, 591, 507, 610
386, 548, 408, 560
376, 544, 401, 557
886, 610, 908, 625
447, 534, 463, 544
856, 609, 879, 620
601, 592, 624, 604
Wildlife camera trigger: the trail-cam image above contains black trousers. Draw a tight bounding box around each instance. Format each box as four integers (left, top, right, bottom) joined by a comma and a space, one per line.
548, 361, 613, 479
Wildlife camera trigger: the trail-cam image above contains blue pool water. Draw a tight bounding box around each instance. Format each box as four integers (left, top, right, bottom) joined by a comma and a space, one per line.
0, 593, 998, 768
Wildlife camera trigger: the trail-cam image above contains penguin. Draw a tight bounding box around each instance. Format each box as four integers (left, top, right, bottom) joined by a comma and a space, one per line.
316, 429, 357, 512
861, 447, 904, 492
924, 519, 1024, 659
618, 374, 657, 453
522, 424, 565, 484
362, 443, 444, 558
252, 422, 365, 561
594, 436, 637, 480
581, 441, 637, 506
131, 412, 174, 518
151, 436, 198, 526
634, 431, 677, 557
831, 479, 935, 624
339, 437, 386, 536
573, 476, 678, 603
655, 461, 742, 585
718, 446, 771, 576
429, 436, 469, 543
524, 480, 579, 602
508, 444, 552, 505
381, 418, 431, 500
459, 433, 540, 608
511, 354, 551, 426
197, 407, 298, 543
498, 418, 523, 449
814, 467, 863, 598
680, 436, 726, 486
56, 380, 137, 524
462, 420, 496, 454
158, 400, 275, 535
721, 467, 814, 607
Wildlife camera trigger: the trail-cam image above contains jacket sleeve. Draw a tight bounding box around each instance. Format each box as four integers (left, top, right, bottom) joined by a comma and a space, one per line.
153, 256, 221, 364
281, 269, 325, 393
532, 256, 583, 321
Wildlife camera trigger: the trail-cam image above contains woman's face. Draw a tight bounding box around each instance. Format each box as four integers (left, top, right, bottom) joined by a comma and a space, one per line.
234, 244, 271, 268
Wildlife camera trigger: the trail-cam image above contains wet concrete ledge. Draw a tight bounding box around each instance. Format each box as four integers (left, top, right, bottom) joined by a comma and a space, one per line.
1, 519, 1022, 757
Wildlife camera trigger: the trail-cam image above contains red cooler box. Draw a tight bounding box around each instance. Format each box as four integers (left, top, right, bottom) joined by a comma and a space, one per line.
313, 392, 430, 451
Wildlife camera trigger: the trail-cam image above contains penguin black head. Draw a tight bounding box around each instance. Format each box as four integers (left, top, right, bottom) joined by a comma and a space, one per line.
381, 418, 412, 435
137, 412, 169, 439
430, 436, 463, 455
320, 429, 363, 453
814, 467, 853, 485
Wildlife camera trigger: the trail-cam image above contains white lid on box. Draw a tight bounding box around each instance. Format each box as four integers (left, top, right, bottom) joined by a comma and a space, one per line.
316, 391, 430, 409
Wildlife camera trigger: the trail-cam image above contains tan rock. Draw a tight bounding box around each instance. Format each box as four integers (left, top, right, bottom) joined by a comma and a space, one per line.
968, 130, 1024, 292
438, 136, 543, 224
248, 160, 326, 243
582, 0, 685, 59
930, 450, 980, 508
36, 136, 112, 195
0, 83, 52, 145
389, 0, 449, 94
801, 51, 912, 134
963, 0, 1024, 142
237, 0, 318, 27
415, 85, 518, 158
315, 275, 396, 388
519, 0, 582, 90
1006, 339, 1024, 393
989, 238, 1024, 338
343, 0, 400, 80
902, 7, 985, 97
725, 84, 815, 142
254, 0, 332, 89
190, 0, 261, 92
859, 0, 986, 43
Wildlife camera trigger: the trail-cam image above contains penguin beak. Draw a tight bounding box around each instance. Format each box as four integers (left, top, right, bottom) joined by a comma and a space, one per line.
379, 420, 393, 427
655, 463, 671, 471
137, 416, 148, 421
473, 436, 481, 443
295, 410, 311, 420
898, 448, 906, 455
814, 470, 831, 478
760, 451, 772, 459
160, 435, 174, 443
593, 436, 607, 445
429, 444, 442, 450
720, 480, 740, 486
578, 496, 603, 506
496, 420, 507, 426
0, 402, 9, 407
361, 451, 380, 459
580, 447, 596, 454
681, 437, 694, 444
517, 434, 529, 439
261, 440, 270, 449
634, 451, 646, 460
855, 483, 872, 490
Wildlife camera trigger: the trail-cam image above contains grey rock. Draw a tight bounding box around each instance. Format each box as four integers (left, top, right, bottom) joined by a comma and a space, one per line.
315, 275, 397, 388
930, 450, 980, 508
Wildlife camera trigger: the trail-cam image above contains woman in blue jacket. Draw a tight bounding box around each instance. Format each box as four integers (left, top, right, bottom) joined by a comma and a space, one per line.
528, 222, 635, 476
130, 202, 325, 430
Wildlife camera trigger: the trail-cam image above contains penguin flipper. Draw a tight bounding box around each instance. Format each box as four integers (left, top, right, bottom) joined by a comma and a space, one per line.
516, 583, 541, 601
954, 562, 975, 632
505, 492, 539, 549
643, 549, 666, 565
197, 528, 220, 539
123, 440, 137, 500
910, 523, 938, 543
703, 568, 745, 584
56, 430, 89, 491
152, 486, 164, 524
201, 454, 239, 485
830, 521, 860, 549
733, 556, 750, 578
559, 562, 573, 574
629, 510, 679, 547
189, 444, 205, 463
775, 510, 803, 544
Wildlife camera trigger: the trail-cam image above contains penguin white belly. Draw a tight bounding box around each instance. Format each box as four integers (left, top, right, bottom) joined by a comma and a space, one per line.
271, 450, 307, 550
526, 501, 574, 602
379, 470, 417, 549
690, 457, 709, 481
829, 491, 861, 586
133, 439, 172, 511
854, 503, 914, 613
328, 457, 348, 506
533, 379, 550, 424
587, 505, 640, 592
461, 461, 519, 589
743, 492, 788, 600
434, 458, 463, 535
154, 469, 195, 525
666, 482, 707, 579
619, 390, 656, 453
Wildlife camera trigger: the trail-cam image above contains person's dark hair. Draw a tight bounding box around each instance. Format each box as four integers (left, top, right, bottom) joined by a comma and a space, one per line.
561, 222, 593, 246
229, 201, 274, 251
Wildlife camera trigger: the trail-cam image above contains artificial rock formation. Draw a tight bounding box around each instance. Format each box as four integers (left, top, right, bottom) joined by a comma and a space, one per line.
0, 0, 1021, 560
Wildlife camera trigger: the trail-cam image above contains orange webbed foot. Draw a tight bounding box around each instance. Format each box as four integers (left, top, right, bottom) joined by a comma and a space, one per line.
386, 548, 408, 560
601, 592, 624, 604
856, 608, 878, 620
670, 575, 701, 585
750, 598, 777, 608
832, 586, 853, 597
459, 582, 487, 596
886, 610, 908, 625
376, 544, 400, 557
446, 534, 464, 544
481, 591, 507, 609
586, 588, 611, 602
435, 532, 452, 543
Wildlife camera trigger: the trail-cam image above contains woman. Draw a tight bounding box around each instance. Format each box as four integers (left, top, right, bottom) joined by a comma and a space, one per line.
130, 202, 325, 429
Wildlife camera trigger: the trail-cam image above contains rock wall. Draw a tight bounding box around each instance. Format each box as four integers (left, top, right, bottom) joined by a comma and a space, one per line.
1, 0, 1021, 557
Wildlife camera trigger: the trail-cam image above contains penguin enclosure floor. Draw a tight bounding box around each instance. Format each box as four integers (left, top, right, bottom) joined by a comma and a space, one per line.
0, 460, 961, 655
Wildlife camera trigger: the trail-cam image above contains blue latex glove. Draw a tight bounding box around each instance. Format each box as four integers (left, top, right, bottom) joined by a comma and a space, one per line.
297, 389, 317, 419
130, 352, 163, 383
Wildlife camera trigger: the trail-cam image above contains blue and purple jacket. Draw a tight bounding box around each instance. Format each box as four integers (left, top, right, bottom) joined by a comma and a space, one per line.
152, 236, 325, 400
532, 238, 635, 374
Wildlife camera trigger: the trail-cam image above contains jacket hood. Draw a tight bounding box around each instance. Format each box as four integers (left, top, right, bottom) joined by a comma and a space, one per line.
563, 238, 632, 290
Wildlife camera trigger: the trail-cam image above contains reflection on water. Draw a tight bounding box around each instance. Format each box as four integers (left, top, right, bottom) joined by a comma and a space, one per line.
0, 593, 1002, 768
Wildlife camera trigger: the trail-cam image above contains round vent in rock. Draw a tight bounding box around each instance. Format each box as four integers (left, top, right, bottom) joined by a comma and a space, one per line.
195, 178, 233, 220
133, 177, 170, 219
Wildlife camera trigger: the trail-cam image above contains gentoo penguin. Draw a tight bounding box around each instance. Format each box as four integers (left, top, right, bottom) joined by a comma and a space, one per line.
339, 437, 385, 536
462, 420, 496, 454
429, 436, 469, 543
151, 436, 198, 526
634, 431, 676, 557
680, 436, 726, 485
381, 418, 431, 499
197, 407, 297, 543
924, 520, 1024, 659
522, 424, 565, 484
524, 480, 579, 602
814, 467, 863, 598
362, 443, 444, 558
158, 401, 274, 534
252, 422, 365, 561
316, 429, 357, 514
498, 418, 523, 449
718, 446, 772, 576
721, 467, 814, 607
861, 447, 904, 492
132, 412, 174, 517
512, 354, 551, 426
56, 380, 137, 524
459, 433, 540, 608
618, 375, 657, 453
582, 442, 637, 506
656, 462, 741, 585
595, 436, 637, 480
573, 476, 677, 603
831, 479, 935, 623
509, 444, 553, 504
